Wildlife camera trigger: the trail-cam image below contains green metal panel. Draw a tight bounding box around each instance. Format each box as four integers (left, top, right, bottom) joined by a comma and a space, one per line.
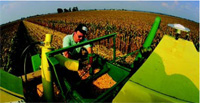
0, 69, 24, 102
114, 35, 199, 102
106, 62, 130, 82
66, 61, 130, 103
31, 54, 41, 71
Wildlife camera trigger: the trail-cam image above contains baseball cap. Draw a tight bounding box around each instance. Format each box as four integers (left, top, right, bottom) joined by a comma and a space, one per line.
75, 24, 88, 35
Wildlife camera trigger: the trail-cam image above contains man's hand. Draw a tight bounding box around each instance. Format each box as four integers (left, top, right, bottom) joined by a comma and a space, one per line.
63, 51, 71, 58
87, 47, 92, 54
83, 64, 91, 71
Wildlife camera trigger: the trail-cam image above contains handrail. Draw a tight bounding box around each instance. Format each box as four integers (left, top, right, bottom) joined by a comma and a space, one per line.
46, 33, 117, 58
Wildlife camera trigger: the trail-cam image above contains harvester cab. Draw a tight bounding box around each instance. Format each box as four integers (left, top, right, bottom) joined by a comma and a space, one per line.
1, 16, 199, 103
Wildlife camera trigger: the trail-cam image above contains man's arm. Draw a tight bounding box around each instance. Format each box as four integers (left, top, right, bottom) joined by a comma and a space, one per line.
63, 35, 71, 58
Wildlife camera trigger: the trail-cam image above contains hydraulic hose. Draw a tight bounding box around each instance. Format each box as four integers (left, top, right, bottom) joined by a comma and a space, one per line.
20, 42, 43, 83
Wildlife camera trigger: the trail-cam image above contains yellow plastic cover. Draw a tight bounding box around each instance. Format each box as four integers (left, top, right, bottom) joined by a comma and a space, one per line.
113, 35, 199, 102
54, 54, 79, 71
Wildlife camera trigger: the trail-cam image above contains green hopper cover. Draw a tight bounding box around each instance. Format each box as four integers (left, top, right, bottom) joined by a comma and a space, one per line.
113, 35, 199, 102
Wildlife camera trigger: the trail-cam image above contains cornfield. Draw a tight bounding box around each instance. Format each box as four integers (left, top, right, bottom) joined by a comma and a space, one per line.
26, 10, 199, 54
1, 10, 199, 74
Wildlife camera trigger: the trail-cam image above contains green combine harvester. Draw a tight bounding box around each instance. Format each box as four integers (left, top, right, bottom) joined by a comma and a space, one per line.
0, 17, 199, 102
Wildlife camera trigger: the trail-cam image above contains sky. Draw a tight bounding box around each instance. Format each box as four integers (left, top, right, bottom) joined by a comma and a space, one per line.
0, 0, 199, 25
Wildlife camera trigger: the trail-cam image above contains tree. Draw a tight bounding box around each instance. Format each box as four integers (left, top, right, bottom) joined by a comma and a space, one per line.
57, 8, 63, 13
72, 6, 78, 12
75, 6, 78, 11
64, 8, 69, 12
69, 7, 71, 12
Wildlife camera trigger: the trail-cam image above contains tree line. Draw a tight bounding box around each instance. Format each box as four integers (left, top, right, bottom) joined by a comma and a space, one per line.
57, 7, 78, 13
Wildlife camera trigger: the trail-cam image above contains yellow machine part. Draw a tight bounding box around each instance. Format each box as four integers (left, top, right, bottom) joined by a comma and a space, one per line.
54, 54, 79, 71
0, 88, 24, 102
113, 35, 199, 102
154, 35, 199, 89
112, 81, 186, 103
41, 34, 54, 102
41, 34, 53, 82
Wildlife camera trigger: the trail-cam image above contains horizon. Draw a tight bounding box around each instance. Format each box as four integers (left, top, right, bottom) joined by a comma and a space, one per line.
1, 9, 198, 25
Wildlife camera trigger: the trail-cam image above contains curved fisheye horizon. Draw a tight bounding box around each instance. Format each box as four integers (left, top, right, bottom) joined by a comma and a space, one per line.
0, 1, 199, 25
1, 1, 199, 103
